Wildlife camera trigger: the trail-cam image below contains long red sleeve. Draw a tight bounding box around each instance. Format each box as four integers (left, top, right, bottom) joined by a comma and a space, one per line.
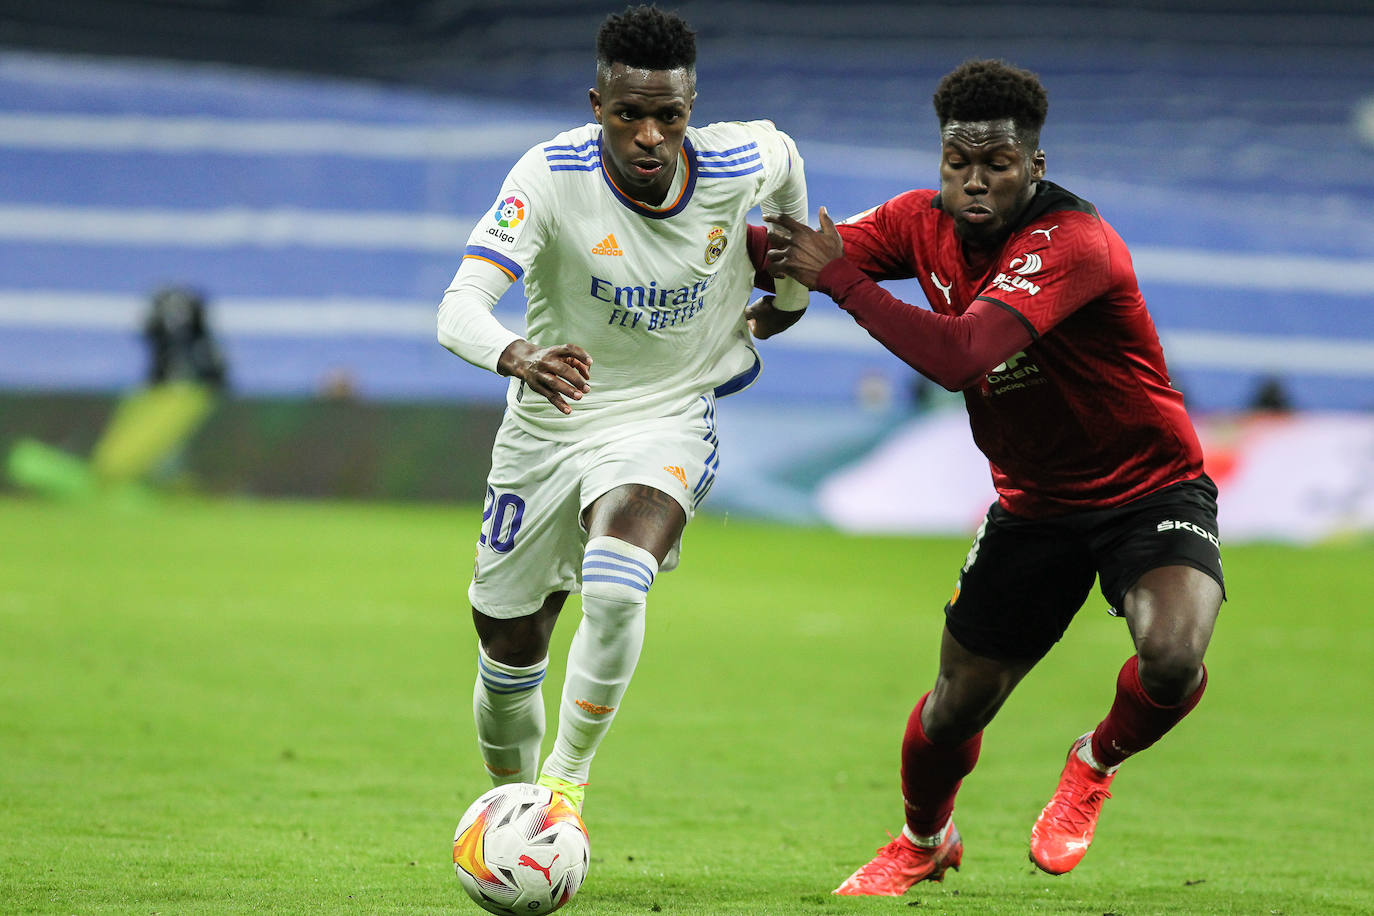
816, 258, 1032, 391
745, 222, 776, 293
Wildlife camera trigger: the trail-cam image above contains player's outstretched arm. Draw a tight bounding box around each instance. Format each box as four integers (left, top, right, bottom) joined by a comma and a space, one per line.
497, 340, 592, 416
764, 206, 844, 290
762, 206, 1033, 390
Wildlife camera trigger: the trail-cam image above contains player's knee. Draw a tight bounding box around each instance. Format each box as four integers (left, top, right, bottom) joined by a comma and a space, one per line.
579, 536, 657, 630
473, 592, 567, 666
1135, 639, 1205, 705
478, 618, 552, 668
923, 710, 984, 745
923, 686, 1001, 744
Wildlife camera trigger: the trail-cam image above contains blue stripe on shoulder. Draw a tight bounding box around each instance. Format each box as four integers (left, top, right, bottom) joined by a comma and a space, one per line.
544, 138, 598, 154
702, 150, 761, 168
697, 142, 759, 158
544, 137, 598, 171
698, 163, 764, 178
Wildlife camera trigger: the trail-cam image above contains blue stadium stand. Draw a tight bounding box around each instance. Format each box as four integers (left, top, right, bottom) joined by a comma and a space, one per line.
1, 4, 1372, 412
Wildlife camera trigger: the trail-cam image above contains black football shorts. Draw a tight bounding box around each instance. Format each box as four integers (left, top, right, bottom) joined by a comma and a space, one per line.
944, 474, 1225, 661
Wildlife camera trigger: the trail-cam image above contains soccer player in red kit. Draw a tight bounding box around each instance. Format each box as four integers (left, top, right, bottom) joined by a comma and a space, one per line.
759, 58, 1225, 895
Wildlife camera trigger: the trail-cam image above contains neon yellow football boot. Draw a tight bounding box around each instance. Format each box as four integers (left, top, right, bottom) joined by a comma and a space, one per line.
536, 773, 587, 814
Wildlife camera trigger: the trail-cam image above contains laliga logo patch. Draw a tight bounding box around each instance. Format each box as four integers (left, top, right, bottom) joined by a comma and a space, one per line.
1009, 252, 1043, 276
704, 226, 727, 265
486, 195, 526, 248
493, 196, 525, 228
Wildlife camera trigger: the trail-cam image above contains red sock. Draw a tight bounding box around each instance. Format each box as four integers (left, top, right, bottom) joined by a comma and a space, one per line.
900, 692, 982, 837
1091, 655, 1207, 770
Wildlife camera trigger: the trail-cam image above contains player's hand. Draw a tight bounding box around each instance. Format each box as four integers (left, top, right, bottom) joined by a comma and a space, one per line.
745, 295, 805, 340
498, 340, 592, 415
764, 206, 844, 290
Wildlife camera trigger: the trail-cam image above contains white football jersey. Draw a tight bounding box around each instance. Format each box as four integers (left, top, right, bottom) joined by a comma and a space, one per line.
459, 119, 806, 439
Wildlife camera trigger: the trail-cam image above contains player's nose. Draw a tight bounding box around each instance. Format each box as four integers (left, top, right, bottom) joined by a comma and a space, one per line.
636, 121, 664, 149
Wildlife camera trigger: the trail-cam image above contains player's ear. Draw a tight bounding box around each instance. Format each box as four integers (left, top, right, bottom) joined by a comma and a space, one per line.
589, 88, 602, 123
1031, 149, 1046, 180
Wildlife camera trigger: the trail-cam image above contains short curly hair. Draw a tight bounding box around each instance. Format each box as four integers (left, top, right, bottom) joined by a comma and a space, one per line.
596, 4, 696, 75
933, 59, 1048, 148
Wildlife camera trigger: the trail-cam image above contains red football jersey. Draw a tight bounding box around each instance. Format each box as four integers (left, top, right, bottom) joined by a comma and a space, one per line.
830, 180, 1204, 517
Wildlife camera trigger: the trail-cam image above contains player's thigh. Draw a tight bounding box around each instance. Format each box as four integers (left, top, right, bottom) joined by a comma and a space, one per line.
468, 421, 588, 619
944, 504, 1098, 662
1091, 474, 1225, 616
1090, 476, 1225, 682
580, 395, 718, 572
584, 484, 687, 565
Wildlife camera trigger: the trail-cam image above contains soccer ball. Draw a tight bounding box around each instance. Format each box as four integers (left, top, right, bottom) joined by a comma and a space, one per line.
453, 783, 590, 915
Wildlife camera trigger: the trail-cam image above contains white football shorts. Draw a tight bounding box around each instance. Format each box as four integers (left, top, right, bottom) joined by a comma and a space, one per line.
467, 394, 721, 619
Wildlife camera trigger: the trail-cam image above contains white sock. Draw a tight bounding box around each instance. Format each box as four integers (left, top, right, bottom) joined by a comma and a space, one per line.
1077, 735, 1120, 776
541, 536, 656, 784
472, 643, 547, 785
902, 821, 950, 848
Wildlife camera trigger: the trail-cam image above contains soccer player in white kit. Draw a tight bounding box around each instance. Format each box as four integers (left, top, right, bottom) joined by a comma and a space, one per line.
436, 4, 810, 814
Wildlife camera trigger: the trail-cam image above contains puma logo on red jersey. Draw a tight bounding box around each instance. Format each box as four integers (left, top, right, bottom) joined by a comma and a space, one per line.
930, 272, 952, 304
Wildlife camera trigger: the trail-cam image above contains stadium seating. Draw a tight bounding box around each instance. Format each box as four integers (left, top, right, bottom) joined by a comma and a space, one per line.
1, 1, 1371, 411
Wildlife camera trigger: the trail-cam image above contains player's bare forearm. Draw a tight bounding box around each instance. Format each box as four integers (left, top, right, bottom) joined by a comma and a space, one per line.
497, 339, 592, 415
745, 295, 806, 340
764, 206, 845, 290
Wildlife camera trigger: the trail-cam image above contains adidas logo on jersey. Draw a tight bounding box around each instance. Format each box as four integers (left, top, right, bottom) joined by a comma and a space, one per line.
591, 233, 624, 256
663, 465, 687, 488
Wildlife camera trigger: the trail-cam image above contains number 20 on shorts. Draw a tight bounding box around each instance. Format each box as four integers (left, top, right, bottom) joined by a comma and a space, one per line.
479, 487, 526, 553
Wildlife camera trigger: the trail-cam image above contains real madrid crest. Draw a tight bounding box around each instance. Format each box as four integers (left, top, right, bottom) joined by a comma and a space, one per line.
704, 226, 727, 265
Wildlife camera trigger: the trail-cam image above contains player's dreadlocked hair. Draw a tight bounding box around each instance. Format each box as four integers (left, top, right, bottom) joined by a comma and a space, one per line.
933, 59, 1048, 148
596, 4, 696, 76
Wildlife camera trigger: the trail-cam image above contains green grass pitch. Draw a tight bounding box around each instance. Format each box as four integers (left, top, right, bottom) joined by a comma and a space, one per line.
1, 495, 1370, 914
